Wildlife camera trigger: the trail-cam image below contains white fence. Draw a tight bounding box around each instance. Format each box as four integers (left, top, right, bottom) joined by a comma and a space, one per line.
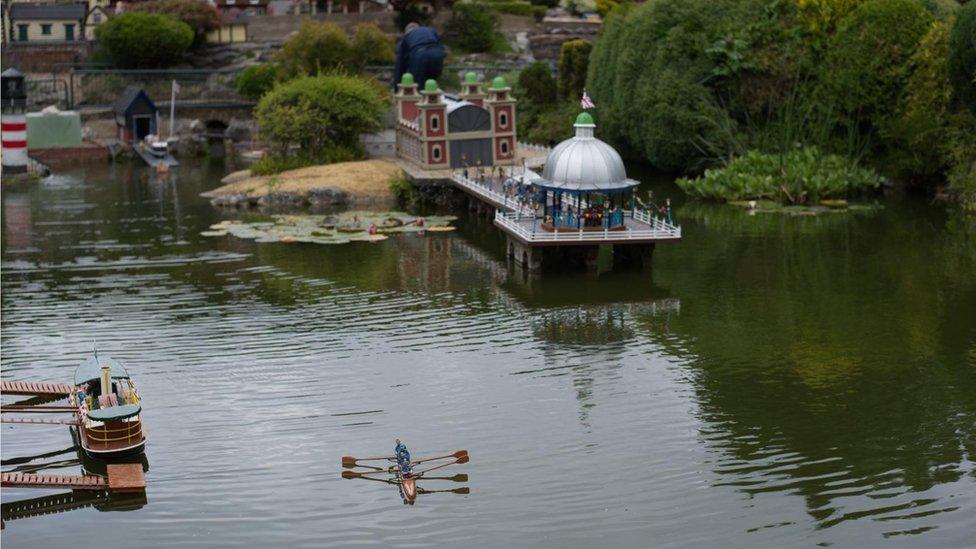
495, 211, 681, 243
451, 174, 535, 216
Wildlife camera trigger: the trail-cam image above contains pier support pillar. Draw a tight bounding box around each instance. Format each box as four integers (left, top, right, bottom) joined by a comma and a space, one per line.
508, 238, 542, 272
613, 243, 655, 269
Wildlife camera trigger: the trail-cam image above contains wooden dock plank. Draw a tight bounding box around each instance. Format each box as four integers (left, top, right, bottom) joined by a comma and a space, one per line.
106, 464, 146, 493
1, 472, 106, 491
0, 417, 80, 426
0, 381, 73, 397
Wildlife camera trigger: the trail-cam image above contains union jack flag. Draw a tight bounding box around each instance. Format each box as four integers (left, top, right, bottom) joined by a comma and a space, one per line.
580, 89, 595, 110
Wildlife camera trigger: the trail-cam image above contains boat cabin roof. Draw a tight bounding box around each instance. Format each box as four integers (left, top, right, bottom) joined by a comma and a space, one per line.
88, 403, 141, 422
75, 356, 130, 386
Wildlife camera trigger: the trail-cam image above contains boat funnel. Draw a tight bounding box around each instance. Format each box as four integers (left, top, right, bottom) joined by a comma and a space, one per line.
100, 365, 111, 398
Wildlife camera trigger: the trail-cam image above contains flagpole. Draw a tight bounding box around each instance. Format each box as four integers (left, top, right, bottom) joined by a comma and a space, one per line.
169, 80, 177, 140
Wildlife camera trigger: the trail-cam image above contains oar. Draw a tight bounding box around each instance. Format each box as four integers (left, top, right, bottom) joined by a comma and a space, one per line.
418, 473, 468, 483
342, 469, 396, 479
342, 454, 394, 468
414, 455, 469, 478
410, 450, 467, 466
418, 486, 470, 495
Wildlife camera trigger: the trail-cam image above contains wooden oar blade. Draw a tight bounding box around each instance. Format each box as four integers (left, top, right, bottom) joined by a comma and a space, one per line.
456, 455, 470, 465
341, 470, 360, 479
451, 487, 471, 495
342, 454, 394, 467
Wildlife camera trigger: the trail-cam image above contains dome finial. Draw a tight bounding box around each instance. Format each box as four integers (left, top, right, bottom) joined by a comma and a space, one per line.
575, 112, 594, 126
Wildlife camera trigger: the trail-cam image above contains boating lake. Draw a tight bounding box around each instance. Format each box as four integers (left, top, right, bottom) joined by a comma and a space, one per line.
2, 159, 975, 547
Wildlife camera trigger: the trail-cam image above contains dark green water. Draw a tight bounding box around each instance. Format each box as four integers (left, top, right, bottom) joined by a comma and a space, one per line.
2, 160, 975, 547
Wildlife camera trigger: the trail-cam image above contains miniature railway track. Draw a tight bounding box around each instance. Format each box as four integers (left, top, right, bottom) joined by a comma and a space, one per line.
0, 381, 73, 397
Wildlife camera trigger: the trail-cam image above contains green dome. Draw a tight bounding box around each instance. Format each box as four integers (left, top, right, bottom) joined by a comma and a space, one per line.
465, 72, 478, 84
400, 72, 415, 85
491, 76, 508, 90
424, 79, 438, 92
575, 112, 594, 125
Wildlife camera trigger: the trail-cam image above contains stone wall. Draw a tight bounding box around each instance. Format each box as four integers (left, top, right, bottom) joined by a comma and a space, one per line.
2, 42, 94, 73
528, 18, 600, 62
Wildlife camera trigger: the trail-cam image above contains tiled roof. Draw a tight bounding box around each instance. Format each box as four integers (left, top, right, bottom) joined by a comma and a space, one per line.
10, 2, 88, 20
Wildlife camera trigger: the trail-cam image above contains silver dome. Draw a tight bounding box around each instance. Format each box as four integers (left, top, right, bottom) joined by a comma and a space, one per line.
535, 120, 638, 192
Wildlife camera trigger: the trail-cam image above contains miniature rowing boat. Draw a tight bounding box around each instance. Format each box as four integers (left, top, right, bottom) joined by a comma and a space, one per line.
70, 356, 146, 458
342, 444, 469, 504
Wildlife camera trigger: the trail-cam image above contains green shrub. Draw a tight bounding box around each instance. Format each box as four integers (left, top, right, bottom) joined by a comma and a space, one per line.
277, 21, 352, 78
520, 102, 580, 145
255, 74, 388, 160
530, 0, 559, 8
561, 0, 596, 16
595, 0, 619, 17
919, 0, 960, 20
517, 62, 557, 107
134, 0, 220, 47
558, 39, 592, 101
446, 4, 501, 53
882, 20, 953, 180
235, 63, 278, 101
95, 12, 193, 68
943, 111, 976, 209
394, 3, 432, 31
350, 23, 395, 69
388, 170, 418, 203
676, 147, 883, 204
818, 0, 933, 132
949, 1, 976, 112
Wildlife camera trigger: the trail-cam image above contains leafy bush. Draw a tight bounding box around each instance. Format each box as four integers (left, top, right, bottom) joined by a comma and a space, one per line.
676, 147, 883, 204
350, 23, 395, 70
530, 0, 559, 8
818, 0, 933, 132
388, 170, 418, 204
558, 39, 592, 101
134, 0, 220, 47
595, 0, 619, 17
919, 0, 960, 20
95, 12, 193, 68
517, 62, 557, 107
446, 4, 501, 53
488, 1, 536, 16
943, 111, 976, 209
561, 0, 596, 16
949, 1, 976, 112
882, 20, 953, 180
277, 21, 352, 78
394, 3, 432, 31
255, 74, 388, 160
520, 102, 580, 145
796, 0, 864, 32
235, 63, 278, 101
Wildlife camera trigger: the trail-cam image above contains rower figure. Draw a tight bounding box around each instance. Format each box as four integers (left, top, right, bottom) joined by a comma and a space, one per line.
394, 439, 412, 475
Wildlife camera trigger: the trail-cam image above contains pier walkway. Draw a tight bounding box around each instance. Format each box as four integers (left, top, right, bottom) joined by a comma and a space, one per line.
0, 380, 73, 397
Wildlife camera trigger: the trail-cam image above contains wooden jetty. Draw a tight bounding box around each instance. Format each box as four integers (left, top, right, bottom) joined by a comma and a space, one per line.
0, 464, 144, 493
0, 380, 73, 397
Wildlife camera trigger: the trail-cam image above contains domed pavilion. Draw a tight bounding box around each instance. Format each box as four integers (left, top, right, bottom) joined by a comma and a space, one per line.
536, 112, 637, 232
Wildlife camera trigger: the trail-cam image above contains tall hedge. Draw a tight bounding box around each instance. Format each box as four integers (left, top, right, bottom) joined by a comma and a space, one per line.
445, 4, 500, 53
949, 1, 976, 112
134, 0, 220, 47
95, 12, 194, 68
350, 23, 395, 70
517, 62, 557, 107
558, 39, 592, 101
818, 0, 933, 132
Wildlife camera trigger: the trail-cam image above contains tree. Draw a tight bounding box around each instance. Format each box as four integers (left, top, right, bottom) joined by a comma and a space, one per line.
235, 63, 278, 101
255, 74, 388, 159
277, 21, 352, 78
350, 23, 395, 70
134, 0, 220, 47
95, 12, 194, 68
445, 4, 500, 53
517, 62, 557, 107
949, 1, 976, 112
558, 39, 592, 101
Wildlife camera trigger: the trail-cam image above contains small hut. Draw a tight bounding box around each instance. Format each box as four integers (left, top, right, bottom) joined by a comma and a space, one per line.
113, 87, 157, 144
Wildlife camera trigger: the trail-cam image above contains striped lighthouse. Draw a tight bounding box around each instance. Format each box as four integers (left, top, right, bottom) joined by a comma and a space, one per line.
2, 67, 29, 175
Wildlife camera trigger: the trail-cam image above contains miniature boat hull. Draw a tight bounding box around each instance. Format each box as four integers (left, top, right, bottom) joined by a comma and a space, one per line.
71, 356, 147, 460
401, 477, 417, 502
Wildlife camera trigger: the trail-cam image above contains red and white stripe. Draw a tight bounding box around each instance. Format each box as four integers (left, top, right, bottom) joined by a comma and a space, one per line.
580, 90, 595, 110
2, 114, 29, 171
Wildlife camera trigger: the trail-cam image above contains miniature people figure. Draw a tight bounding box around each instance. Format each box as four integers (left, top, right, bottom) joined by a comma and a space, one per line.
368, 223, 377, 235
394, 439, 412, 475
392, 23, 446, 89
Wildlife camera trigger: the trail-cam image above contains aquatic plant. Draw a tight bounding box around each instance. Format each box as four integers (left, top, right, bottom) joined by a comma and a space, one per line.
676, 147, 882, 205
202, 212, 457, 245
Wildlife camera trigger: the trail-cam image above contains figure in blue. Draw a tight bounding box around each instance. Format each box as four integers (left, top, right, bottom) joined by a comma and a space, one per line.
392, 22, 445, 89
394, 438, 412, 475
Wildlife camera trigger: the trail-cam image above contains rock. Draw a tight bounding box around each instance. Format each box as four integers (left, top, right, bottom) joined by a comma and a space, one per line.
210, 193, 249, 208
307, 187, 350, 207
258, 191, 306, 207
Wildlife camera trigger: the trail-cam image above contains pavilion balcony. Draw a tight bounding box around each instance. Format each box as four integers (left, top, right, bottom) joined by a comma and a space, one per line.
495, 210, 681, 246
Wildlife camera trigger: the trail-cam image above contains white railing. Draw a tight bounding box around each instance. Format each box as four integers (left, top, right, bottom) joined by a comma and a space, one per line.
516, 141, 551, 155
495, 211, 681, 242
451, 174, 535, 216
